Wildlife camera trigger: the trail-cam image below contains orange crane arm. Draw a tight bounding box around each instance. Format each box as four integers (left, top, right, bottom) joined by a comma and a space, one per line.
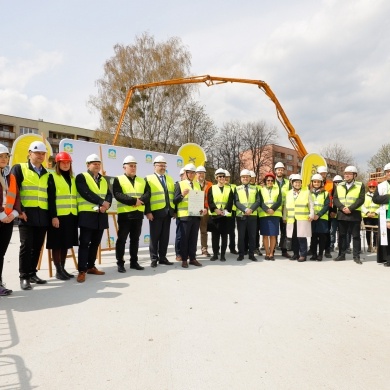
112, 75, 308, 158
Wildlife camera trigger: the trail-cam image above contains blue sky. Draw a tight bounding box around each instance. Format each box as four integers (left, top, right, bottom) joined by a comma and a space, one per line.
1, 0, 389, 170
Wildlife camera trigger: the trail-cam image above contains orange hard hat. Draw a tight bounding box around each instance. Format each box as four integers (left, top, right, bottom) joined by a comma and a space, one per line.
367, 180, 378, 187
55, 151, 72, 163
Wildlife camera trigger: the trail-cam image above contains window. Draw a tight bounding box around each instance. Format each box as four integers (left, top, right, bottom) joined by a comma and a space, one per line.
287, 154, 293, 161
20, 127, 38, 135
286, 165, 293, 171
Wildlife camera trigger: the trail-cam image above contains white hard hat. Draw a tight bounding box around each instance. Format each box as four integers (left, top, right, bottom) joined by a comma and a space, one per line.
274, 162, 285, 169
183, 163, 196, 172
153, 155, 167, 164
215, 168, 226, 176
240, 169, 251, 176
29, 141, 47, 152
289, 174, 294, 180
317, 166, 328, 174
123, 155, 137, 164
224, 170, 230, 177
291, 174, 302, 182
249, 170, 256, 178
311, 173, 323, 181
384, 163, 390, 172
344, 165, 357, 173
179, 168, 185, 175
86, 154, 101, 163
0, 144, 10, 155
333, 175, 343, 182
196, 165, 206, 173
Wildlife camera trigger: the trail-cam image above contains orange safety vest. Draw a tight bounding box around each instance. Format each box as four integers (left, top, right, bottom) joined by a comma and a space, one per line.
4, 174, 17, 215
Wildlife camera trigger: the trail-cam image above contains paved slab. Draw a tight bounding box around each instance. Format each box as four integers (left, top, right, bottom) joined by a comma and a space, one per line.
1, 227, 390, 389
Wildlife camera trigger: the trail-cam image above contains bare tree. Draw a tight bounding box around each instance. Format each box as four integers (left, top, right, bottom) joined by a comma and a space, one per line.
367, 143, 390, 173
240, 121, 278, 181
320, 143, 355, 176
88, 32, 194, 151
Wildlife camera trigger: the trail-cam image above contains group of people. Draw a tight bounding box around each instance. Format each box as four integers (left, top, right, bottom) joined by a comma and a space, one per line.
1, 140, 390, 297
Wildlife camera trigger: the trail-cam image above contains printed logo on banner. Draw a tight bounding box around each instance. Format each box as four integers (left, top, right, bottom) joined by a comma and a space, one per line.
108, 149, 116, 159
144, 234, 150, 244
63, 143, 73, 153
177, 158, 183, 167
107, 237, 115, 246
145, 154, 153, 163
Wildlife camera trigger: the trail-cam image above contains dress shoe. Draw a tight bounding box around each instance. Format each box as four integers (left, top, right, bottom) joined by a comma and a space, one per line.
55, 268, 70, 281
353, 257, 363, 265
29, 275, 47, 284
87, 267, 105, 275
230, 249, 238, 255
130, 263, 144, 270
151, 260, 158, 268
202, 250, 211, 257
237, 256, 244, 261
117, 264, 127, 273
384, 262, 390, 267
20, 279, 32, 290
334, 255, 346, 261
324, 252, 332, 259
77, 272, 86, 283
298, 257, 306, 262
282, 252, 291, 259
248, 255, 257, 262
159, 258, 173, 265
220, 255, 226, 262
182, 261, 188, 268
210, 254, 218, 261
63, 269, 75, 278
264, 256, 270, 260
310, 255, 318, 261
175, 255, 182, 261
189, 259, 202, 267
290, 254, 299, 260
317, 256, 323, 261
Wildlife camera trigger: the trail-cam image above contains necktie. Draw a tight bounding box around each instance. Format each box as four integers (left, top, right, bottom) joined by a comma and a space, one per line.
160, 175, 167, 190
245, 185, 249, 199
189, 181, 194, 189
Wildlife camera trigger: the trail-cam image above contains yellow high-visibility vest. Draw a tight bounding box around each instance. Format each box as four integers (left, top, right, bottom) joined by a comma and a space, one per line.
259, 185, 282, 218
209, 185, 231, 217
77, 172, 108, 212
336, 182, 363, 211
52, 173, 77, 216
177, 181, 202, 218
20, 163, 48, 209
116, 175, 146, 213
146, 174, 174, 211
285, 189, 310, 223
235, 184, 258, 217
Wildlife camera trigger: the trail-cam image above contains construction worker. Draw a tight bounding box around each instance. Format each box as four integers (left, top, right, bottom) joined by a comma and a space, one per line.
195, 165, 212, 257
274, 162, 292, 258
284, 174, 314, 262
207, 168, 234, 261
113, 155, 150, 273
76, 153, 112, 282
225, 170, 238, 254
145, 155, 175, 268
175, 167, 185, 261
258, 172, 282, 260
316, 166, 333, 258
372, 163, 390, 266
174, 163, 207, 268
0, 144, 21, 295
361, 180, 379, 253
329, 175, 343, 252
47, 151, 78, 280
309, 173, 330, 261
234, 169, 261, 261
333, 166, 365, 264
11, 141, 50, 290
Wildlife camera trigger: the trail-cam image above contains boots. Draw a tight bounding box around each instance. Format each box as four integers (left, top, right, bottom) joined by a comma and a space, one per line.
54, 262, 70, 280
61, 260, 74, 278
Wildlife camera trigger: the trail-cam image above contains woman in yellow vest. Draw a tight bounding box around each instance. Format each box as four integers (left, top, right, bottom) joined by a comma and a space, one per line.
362, 180, 379, 252
207, 168, 234, 261
47, 152, 78, 280
284, 174, 314, 262
309, 174, 330, 261
258, 172, 282, 260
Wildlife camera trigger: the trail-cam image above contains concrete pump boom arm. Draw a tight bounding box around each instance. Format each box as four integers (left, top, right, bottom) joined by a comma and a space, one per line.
113, 75, 308, 158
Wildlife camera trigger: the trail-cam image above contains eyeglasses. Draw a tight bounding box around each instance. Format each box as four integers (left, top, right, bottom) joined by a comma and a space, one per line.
216, 176, 225, 179
368, 186, 376, 188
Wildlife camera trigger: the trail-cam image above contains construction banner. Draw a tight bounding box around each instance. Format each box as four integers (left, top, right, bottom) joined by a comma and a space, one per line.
300, 153, 327, 188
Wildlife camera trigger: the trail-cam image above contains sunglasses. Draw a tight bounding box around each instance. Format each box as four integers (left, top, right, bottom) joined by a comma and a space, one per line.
216, 176, 225, 178
368, 186, 376, 188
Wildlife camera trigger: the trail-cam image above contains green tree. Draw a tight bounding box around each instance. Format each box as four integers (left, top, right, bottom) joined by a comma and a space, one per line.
367, 143, 390, 173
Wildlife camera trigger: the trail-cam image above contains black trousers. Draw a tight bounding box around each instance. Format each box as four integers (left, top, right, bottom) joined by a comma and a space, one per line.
363, 217, 378, 247
149, 215, 171, 261
175, 218, 181, 256
78, 227, 104, 272
310, 232, 327, 256
0, 221, 14, 279
237, 217, 257, 256
338, 220, 361, 257
211, 217, 229, 255
228, 211, 236, 251
18, 224, 47, 279
116, 218, 143, 265
179, 218, 201, 261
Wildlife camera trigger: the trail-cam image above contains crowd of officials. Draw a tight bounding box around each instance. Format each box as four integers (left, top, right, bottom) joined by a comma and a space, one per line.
1, 141, 390, 297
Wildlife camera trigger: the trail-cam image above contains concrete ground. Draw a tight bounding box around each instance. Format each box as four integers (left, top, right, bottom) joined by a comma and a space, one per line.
1, 227, 390, 390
